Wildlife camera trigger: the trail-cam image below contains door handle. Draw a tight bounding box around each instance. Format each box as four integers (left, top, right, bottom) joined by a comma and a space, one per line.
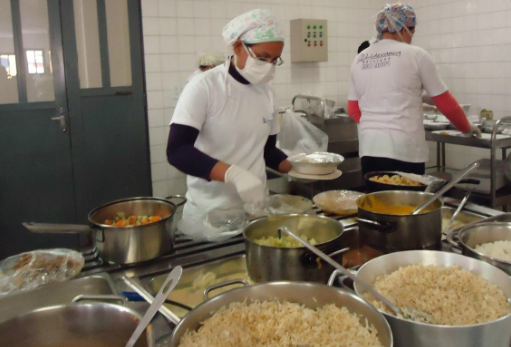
51, 107, 66, 132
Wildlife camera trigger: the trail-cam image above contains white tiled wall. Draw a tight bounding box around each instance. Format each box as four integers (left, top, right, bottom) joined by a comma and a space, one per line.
141, 0, 379, 197
371, 0, 511, 169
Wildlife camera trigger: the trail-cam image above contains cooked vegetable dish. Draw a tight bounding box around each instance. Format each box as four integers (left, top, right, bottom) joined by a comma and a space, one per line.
254, 235, 318, 248
104, 211, 164, 227
369, 174, 423, 187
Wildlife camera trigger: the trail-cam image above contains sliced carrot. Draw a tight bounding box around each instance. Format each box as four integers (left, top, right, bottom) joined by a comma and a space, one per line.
115, 220, 126, 227
104, 220, 113, 225
151, 216, 162, 222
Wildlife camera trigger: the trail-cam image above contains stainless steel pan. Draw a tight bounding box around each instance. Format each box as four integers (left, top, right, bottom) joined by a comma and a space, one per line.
23, 196, 186, 264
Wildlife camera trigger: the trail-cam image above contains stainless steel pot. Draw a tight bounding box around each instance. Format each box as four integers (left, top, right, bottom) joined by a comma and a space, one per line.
0, 296, 151, 347
243, 214, 346, 283
357, 191, 443, 251
23, 196, 186, 264
169, 281, 393, 347
447, 222, 511, 275
353, 250, 511, 347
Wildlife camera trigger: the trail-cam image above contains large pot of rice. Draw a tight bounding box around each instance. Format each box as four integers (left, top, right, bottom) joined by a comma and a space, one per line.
354, 250, 511, 347
169, 281, 393, 347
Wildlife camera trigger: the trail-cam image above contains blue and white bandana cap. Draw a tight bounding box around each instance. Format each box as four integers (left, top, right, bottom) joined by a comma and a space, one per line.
222, 9, 284, 46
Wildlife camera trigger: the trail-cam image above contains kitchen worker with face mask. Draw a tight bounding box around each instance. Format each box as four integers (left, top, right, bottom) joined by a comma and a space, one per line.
166, 9, 292, 218
348, 3, 481, 176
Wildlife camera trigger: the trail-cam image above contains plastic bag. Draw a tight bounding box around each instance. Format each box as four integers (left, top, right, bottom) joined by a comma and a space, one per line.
178, 210, 248, 243
244, 194, 314, 218
0, 249, 85, 296
277, 109, 328, 156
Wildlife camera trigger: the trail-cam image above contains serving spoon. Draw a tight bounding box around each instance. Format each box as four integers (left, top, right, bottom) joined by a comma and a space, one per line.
278, 226, 435, 324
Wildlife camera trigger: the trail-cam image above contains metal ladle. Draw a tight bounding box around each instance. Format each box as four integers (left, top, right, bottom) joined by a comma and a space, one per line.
412, 161, 480, 215
124, 266, 183, 347
278, 226, 435, 324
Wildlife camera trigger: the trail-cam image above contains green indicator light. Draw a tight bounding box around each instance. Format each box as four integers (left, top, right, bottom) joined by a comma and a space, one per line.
313, 25, 317, 29
307, 25, 310, 29
320, 25, 323, 29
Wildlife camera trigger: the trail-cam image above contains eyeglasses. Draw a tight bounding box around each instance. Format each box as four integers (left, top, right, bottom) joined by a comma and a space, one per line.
244, 43, 284, 66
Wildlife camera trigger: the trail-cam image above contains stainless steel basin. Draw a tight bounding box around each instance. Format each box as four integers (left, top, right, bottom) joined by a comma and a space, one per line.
0, 273, 116, 323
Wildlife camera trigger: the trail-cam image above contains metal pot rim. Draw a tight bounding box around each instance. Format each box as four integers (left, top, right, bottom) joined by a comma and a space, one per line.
354, 250, 511, 328
358, 191, 443, 216
242, 214, 343, 249
173, 280, 393, 344
459, 222, 511, 266
87, 196, 177, 229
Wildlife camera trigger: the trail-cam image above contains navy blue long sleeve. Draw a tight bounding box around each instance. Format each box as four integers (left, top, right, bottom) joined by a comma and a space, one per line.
264, 134, 288, 171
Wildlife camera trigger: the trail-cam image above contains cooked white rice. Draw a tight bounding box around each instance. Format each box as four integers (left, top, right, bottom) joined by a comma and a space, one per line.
363, 265, 511, 326
178, 301, 383, 347
475, 240, 511, 262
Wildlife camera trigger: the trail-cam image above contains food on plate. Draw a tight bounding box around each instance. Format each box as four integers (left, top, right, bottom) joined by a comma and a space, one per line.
363, 265, 511, 325
178, 301, 383, 347
474, 240, 511, 261
369, 174, 423, 187
362, 197, 431, 215
104, 211, 165, 227
0, 250, 84, 295
253, 235, 318, 248
313, 190, 364, 216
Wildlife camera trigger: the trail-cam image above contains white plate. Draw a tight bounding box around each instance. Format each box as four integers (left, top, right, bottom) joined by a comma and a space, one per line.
432, 130, 462, 136
288, 169, 342, 181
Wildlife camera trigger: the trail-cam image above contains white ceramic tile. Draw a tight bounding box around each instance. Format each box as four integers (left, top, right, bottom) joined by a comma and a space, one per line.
177, 36, 196, 53
210, 18, 227, 35
159, 18, 177, 35
177, 18, 195, 35
141, 0, 159, 17
159, 0, 176, 17
195, 36, 213, 51
180, 71, 193, 84
163, 90, 178, 107
149, 127, 167, 146
148, 109, 165, 128
143, 17, 160, 35
161, 54, 180, 72
168, 165, 185, 179
152, 180, 169, 198
145, 54, 162, 72
176, 0, 194, 18
164, 108, 175, 124
210, 1, 226, 18
144, 36, 160, 54
193, 1, 210, 18
178, 53, 197, 71
146, 72, 163, 91
162, 72, 181, 90
225, 2, 243, 19
150, 144, 167, 164
168, 177, 188, 196
160, 36, 178, 54
194, 18, 211, 36
152, 162, 168, 181
147, 91, 163, 109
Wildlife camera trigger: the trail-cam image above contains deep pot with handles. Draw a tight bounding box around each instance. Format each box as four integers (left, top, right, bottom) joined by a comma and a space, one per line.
23, 196, 186, 264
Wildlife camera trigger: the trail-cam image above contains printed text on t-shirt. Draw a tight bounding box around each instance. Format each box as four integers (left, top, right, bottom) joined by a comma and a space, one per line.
358, 51, 401, 70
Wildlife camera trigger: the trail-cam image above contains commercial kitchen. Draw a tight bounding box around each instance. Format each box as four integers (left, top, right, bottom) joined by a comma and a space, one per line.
1, 0, 511, 347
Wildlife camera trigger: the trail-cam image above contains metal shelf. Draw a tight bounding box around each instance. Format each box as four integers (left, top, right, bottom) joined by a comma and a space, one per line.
425, 116, 511, 209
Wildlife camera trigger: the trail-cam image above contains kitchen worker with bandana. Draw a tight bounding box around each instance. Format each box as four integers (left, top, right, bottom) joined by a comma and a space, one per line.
166, 9, 292, 218
348, 3, 481, 176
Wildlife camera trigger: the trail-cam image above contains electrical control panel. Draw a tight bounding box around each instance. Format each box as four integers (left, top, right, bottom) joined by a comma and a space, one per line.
290, 19, 328, 63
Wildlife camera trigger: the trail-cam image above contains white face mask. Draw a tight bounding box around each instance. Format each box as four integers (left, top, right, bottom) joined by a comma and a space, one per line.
234, 43, 276, 85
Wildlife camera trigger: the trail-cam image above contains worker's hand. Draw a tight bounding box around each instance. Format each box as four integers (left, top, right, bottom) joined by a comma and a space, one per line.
224, 165, 265, 205
464, 124, 482, 138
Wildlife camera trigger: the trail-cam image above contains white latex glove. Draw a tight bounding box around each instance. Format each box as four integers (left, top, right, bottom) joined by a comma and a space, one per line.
224, 165, 265, 205
464, 124, 482, 138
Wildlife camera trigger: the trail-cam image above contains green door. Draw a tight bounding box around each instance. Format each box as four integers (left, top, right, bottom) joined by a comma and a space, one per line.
0, 0, 151, 259
0, 0, 80, 258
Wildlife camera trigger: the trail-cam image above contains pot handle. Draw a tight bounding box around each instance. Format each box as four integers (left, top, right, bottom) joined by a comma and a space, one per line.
203, 279, 249, 301
165, 195, 187, 208
22, 222, 92, 234
121, 275, 181, 325
357, 218, 395, 233
327, 268, 359, 294
445, 229, 462, 250
72, 294, 128, 306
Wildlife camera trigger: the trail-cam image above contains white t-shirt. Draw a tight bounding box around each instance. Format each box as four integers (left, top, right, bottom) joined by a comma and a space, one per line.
348, 39, 447, 163
170, 63, 279, 216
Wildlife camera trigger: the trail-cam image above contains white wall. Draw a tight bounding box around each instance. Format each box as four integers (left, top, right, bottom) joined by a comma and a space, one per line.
141, 0, 378, 197
371, 0, 511, 169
